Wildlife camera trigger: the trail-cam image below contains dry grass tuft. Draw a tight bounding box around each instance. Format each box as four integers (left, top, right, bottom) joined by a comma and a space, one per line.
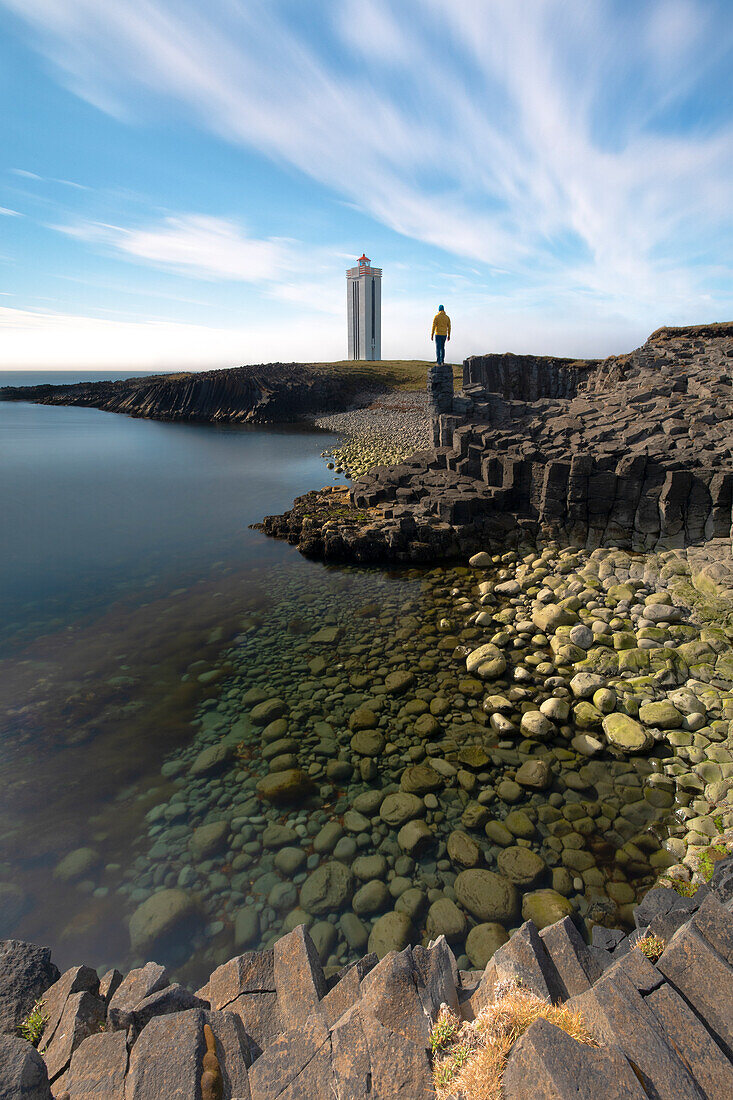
431, 980, 597, 1100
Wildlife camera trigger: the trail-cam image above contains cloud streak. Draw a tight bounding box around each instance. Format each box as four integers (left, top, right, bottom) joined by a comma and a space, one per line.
2, 0, 733, 332
10, 167, 89, 189
54, 213, 348, 315
58, 215, 302, 283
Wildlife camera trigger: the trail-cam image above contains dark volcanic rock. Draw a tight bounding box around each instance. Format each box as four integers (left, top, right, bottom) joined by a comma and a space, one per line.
502, 1017, 646, 1099
260, 323, 733, 563
40, 990, 105, 1083
122, 984, 209, 1041
65, 1031, 128, 1100
124, 1007, 206, 1100
107, 963, 169, 1030
0, 362, 390, 425
273, 925, 327, 1031
463, 351, 597, 400
0, 941, 60, 1037
1, 862, 731, 1100
0, 1035, 52, 1100
37, 966, 99, 1058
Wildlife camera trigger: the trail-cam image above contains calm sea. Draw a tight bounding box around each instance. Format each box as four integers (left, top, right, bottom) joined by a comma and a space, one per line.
0, 371, 361, 970
0, 371, 343, 642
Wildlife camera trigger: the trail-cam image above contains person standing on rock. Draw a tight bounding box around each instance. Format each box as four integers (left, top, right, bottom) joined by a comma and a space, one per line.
431, 305, 451, 365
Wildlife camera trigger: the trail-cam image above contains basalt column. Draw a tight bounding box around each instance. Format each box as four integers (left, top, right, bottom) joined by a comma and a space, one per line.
427, 362, 454, 418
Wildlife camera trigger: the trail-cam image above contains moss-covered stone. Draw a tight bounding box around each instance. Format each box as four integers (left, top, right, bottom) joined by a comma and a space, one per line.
602, 713, 654, 753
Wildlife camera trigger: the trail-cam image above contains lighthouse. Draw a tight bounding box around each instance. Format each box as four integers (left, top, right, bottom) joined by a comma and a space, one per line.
346, 254, 382, 360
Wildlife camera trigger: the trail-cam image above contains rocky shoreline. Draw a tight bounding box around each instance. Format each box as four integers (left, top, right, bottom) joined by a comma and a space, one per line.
0, 363, 398, 425
259, 323, 733, 564
1, 856, 732, 1098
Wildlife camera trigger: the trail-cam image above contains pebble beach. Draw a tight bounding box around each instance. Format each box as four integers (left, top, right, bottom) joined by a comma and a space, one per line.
313, 389, 432, 478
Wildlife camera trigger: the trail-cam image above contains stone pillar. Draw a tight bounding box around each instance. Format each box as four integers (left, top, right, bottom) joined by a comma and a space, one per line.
427, 363, 454, 418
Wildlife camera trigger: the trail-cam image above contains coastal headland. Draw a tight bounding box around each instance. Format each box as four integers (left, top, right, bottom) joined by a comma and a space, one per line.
0, 359, 459, 424
258, 323, 733, 567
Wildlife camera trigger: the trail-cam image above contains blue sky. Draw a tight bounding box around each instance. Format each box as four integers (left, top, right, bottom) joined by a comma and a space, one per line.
1, 0, 732, 369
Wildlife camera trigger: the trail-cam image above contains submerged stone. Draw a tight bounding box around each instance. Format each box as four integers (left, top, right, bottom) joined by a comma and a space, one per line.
54, 848, 100, 883
250, 698, 288, 725
380, 793, 423, 827
128, 889, 201, 954
400, 764, 442, 795
397, 819, 434, 856
521, 888, 574, 929
426, 898, 467, 942
447, 830, 481, 868
515, 759, 552, 790
454, 869, 519, 923
350, 730, 385, 756
367, 910, 416, 958
348, 707, 378, 731
384, 670, 414, 695
256, 769, 316, 804
638, 701, 684, 729
299, 861, 353, 915
497, 846, 546, 887
465, 922, 509, 968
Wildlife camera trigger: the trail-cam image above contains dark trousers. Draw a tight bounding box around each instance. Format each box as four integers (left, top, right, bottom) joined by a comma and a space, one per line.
435, 334, 446, 364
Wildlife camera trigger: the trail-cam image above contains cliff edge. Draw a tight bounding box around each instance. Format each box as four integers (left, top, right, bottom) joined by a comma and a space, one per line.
0, 361, 434, 424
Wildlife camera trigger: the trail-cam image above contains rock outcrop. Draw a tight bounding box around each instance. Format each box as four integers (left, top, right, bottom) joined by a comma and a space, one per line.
462, 350, 597, 401
0, 859, 732, 1099
0, 363, 393, 424
262, 324, 733, 562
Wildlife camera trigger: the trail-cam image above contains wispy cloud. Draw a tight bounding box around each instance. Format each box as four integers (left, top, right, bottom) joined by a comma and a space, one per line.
54, 212, 347, 313
2, 0, 733, 333
58, 215, 302, 283
10, 168, 43, 180
9, 167, 89, 189
0, 206, 22, 217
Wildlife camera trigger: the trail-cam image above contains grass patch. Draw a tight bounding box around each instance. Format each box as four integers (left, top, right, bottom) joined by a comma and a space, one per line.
634, 934, 666, 963
697, 841, 730, 882
304, 358, 463, 393
431, 981, 597, 1099
18, 999, 47, 1047
431, 1006, 461, 1054
668, 879, 697, 897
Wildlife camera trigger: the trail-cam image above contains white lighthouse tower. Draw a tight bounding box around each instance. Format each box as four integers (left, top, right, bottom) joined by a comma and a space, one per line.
346, 253, 382, 360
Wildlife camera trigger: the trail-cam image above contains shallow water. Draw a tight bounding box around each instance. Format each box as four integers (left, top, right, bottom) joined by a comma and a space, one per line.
0, 375, 350, 969
134, 561, 680, 988
0, 377, 683, 986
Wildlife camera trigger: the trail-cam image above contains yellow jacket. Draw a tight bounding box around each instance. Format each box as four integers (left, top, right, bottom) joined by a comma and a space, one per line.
431, 311, 451, 337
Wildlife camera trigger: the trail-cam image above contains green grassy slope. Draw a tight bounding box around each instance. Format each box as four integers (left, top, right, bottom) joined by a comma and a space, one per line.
300, 359, 463, 392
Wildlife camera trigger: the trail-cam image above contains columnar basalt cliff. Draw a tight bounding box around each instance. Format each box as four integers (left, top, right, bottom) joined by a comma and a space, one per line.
261, 324, 733, 563
462, 351, 598, 401
0, 363, 393, 424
